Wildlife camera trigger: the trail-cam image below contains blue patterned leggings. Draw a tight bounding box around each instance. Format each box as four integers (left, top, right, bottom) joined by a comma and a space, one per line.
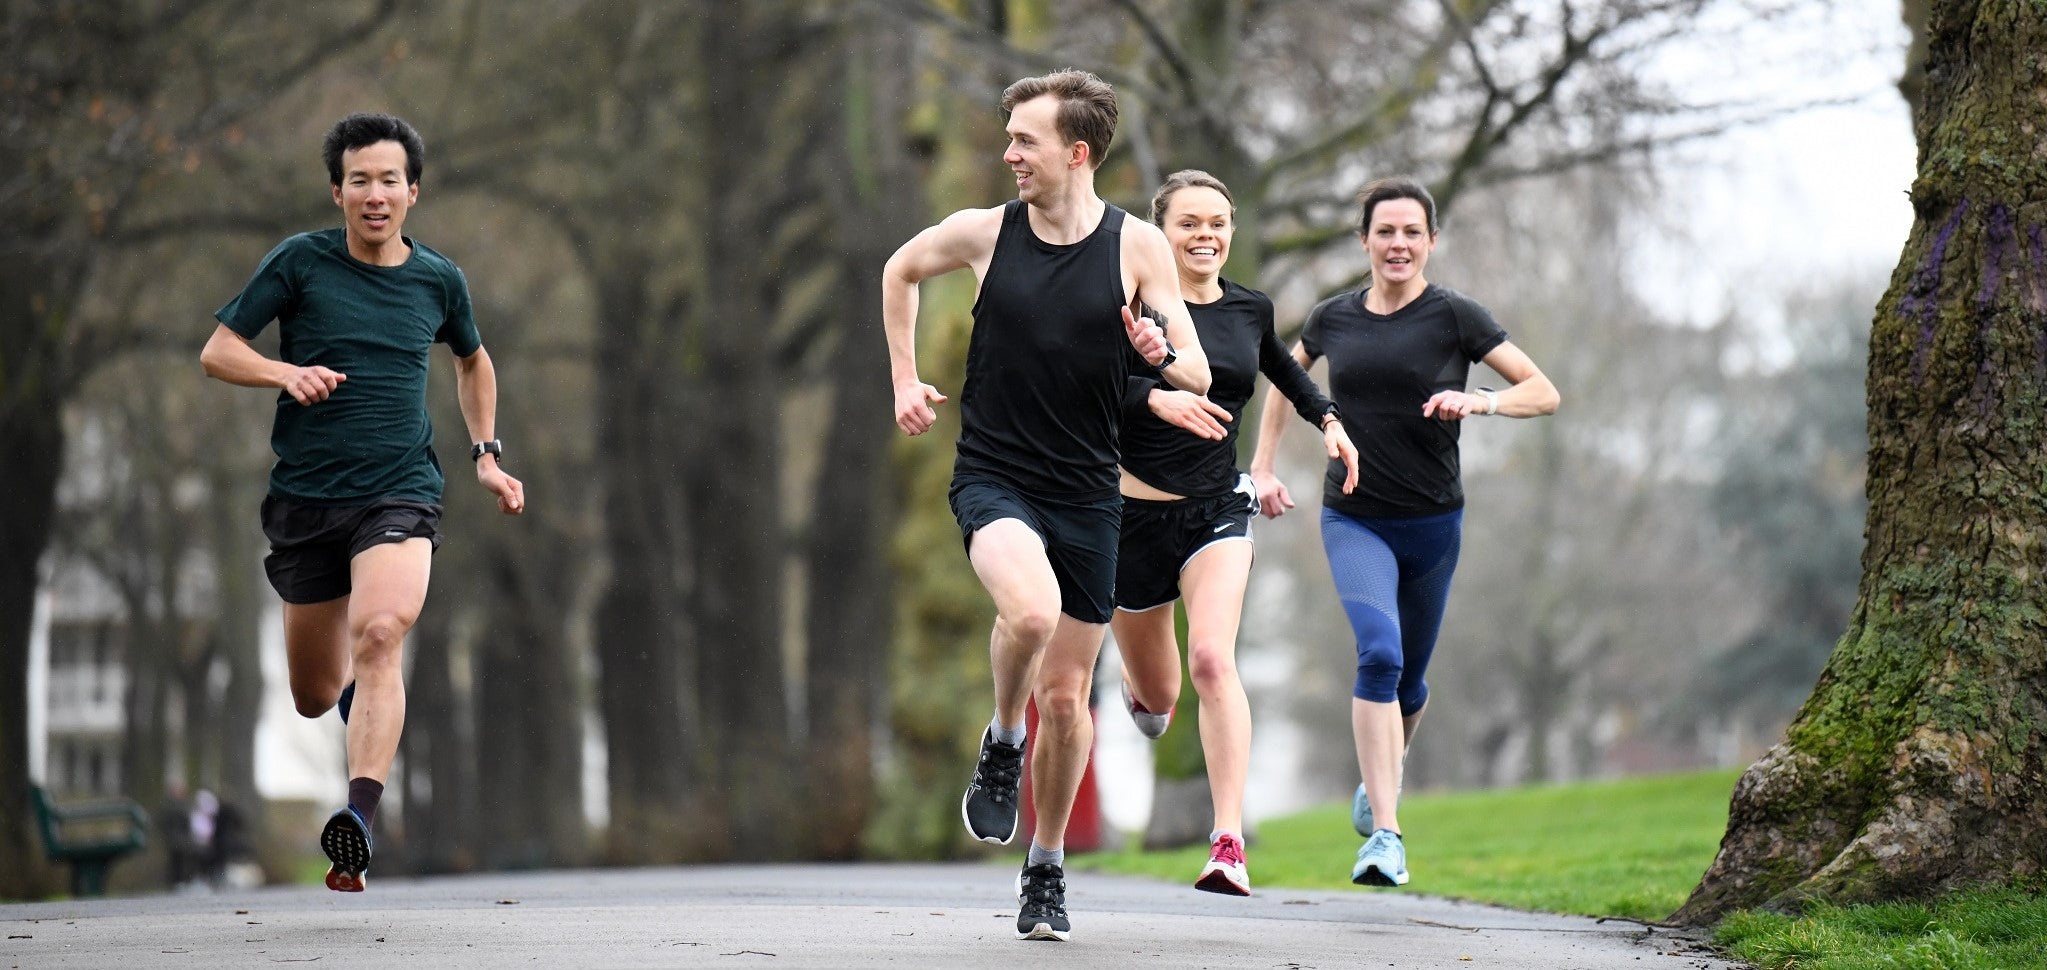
1319, 507, 1462, 714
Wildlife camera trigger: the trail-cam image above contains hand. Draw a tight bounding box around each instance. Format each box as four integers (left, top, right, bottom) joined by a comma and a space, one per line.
1422, 390, 1486, 421
1148, 389, 1230, 441
283, 365, 346, 406
1123, 306, 1168, 365
1323, 420, 1359, 494
477, 460, 525, 515
894, 380, 948, 436
1252, 468, 1294, 519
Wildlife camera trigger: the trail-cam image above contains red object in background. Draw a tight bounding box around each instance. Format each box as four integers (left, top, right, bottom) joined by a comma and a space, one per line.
1018, 698, 1103, 852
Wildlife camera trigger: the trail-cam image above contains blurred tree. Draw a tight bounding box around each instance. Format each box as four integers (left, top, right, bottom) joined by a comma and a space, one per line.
0, 0, 397, 898
1677, 0, 2047, 920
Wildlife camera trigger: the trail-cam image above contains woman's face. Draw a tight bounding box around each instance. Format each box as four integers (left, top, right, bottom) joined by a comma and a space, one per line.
1162, 186, 1233, 280
1363, 197, 1434, 286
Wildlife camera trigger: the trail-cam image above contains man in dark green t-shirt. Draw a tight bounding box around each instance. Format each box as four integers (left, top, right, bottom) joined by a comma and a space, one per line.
201, 113, 524, 893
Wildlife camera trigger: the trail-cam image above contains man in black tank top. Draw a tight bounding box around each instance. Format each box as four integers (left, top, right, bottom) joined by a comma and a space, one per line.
882, 70, 1211, 944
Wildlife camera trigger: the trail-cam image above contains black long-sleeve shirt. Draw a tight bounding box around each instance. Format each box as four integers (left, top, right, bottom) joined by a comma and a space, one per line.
1122, 279, 1335, 497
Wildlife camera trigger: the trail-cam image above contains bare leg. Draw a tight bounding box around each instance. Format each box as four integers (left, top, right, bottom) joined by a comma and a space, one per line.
1026, 613, 1109, 850
1108, 603, 1179, 717
966, 519, 1064, 729
285, 598, 351, 717
1180, 540, 1254, 836
343, 539, 432, 784
1353, 698, 1405, 834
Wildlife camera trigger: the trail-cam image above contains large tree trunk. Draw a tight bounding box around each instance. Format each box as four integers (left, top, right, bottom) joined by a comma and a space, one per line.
474, 553, 585, 868
692, 3, 801, 859
1674, 0, 2047, 921
399, 603, 473, 874
0, 399, 63, 898
592, 266, 705, 864
797, 21, 917, 860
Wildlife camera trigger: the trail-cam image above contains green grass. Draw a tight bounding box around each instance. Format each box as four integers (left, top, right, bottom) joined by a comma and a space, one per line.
1075, 768, 2047, 968
1076, 768, 1742, 921
1716, 887, 2047, 970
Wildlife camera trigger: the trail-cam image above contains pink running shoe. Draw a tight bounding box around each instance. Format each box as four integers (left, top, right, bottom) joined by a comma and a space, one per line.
1195, 832, 1251, 896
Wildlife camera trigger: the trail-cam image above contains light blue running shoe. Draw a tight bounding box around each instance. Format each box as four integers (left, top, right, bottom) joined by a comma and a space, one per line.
1351, 828, 1409, 887
1352, 782, 1401, 837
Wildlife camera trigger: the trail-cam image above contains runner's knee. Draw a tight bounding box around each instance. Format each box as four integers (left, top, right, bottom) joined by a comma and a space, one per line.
352, 612, 410, 667
1035, 679, 1092, 727
290, 678, 344, 719
1353, 624, 1403, 702
1187, 638, 1238, 694
1000, 605, 1060, 646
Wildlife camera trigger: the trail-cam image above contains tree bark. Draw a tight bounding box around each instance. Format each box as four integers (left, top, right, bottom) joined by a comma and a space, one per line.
1675, 0, 2047, 922
798, 20, 917, 861
0, 398, 64, 898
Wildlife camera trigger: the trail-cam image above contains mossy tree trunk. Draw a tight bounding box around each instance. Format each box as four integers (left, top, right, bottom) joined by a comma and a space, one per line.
1675, 0, 2047, 922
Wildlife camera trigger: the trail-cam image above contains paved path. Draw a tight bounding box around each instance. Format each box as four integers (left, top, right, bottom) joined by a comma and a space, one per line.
1, 863, 1739, 969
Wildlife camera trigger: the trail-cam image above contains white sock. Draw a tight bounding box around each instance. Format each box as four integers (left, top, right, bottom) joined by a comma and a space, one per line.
1027, 843, 1064, 868
989, 716, 1026, 747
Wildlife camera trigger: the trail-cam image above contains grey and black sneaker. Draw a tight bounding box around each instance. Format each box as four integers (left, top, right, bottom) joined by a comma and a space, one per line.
1015, 862, 1072, 941
962, 729, 1025, 844
320, 805, 373, 892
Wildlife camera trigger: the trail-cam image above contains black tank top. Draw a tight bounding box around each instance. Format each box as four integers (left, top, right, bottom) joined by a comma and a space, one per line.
953, 200, 1134, 501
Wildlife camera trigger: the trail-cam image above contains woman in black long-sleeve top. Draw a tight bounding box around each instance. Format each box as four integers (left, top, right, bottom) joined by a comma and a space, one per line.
1112, 170, 1359, 897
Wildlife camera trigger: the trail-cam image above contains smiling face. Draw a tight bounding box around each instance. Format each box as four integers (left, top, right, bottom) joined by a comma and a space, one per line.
1161, 185, 1233, 283
1363, 197, 1434, 286
331, 139, 417, 262
1003, 94, 1080, 204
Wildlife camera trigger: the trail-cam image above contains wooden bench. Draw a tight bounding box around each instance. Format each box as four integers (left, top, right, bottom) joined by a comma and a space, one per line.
30, 785, 148, 896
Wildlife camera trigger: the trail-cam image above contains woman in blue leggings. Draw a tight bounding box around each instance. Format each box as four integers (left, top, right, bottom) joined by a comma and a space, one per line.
1249, 177, 1558, 887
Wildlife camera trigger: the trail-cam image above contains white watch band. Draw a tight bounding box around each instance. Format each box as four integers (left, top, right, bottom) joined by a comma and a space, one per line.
1479, 388, 1499, 415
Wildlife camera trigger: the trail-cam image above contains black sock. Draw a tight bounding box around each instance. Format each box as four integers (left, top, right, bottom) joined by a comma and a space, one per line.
348, 777, 384, 829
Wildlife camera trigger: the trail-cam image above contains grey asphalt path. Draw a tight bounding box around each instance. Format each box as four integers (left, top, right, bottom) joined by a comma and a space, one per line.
1, 862, 1739, 969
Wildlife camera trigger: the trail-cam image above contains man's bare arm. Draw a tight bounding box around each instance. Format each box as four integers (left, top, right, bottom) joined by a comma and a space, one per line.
883, 207, 1002, 435
201, 323, 346, 405
1123, 221, 1210, 393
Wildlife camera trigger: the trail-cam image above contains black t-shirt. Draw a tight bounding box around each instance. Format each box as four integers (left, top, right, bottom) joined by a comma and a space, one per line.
1301, 283, 1507, 518
953, 200, 1138, 501
1121, 279, 1334, 497
216, 228, 481, 505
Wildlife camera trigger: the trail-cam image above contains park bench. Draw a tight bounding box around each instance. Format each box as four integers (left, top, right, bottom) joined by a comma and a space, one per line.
30, 785, 148, 897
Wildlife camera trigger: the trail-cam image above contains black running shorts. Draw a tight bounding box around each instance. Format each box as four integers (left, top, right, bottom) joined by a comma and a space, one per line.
260, 496, 443, 604
948, 476, 1120, 624
1113, 475, 1257, 612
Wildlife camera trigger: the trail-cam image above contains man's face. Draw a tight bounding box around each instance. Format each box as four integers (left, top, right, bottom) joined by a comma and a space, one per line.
331, 140, 416, 251
1003, 95, 1076, 204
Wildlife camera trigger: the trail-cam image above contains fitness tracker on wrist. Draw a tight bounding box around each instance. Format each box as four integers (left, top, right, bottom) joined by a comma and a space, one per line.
471, 439, 503, 462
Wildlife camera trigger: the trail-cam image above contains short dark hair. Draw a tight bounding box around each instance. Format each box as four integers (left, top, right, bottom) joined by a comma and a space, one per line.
322, 113, 425, 186
1000, 70, 1118, 169
1357, 176, 1438, 236
1150, 169, 1235, 226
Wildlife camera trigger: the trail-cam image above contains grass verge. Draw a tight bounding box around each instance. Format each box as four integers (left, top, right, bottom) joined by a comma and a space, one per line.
1716, 885, 2047, 970
1075, 768, 2047, 968
1076, 768, 1740, 921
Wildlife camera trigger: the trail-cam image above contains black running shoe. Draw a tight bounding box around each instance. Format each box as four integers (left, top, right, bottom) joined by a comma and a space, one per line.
337, 681, 355, 724
961, 729, 1025, 844
1015, 862, 1071, 941
320, 805, 373, 892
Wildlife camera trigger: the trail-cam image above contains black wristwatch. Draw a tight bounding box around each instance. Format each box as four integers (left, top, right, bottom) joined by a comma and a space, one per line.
1157, 340, 1179, 368
471, 439, 504, 462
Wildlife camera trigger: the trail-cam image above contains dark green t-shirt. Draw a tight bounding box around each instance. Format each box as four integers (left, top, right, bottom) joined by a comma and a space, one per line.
216, 228, 481, 505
